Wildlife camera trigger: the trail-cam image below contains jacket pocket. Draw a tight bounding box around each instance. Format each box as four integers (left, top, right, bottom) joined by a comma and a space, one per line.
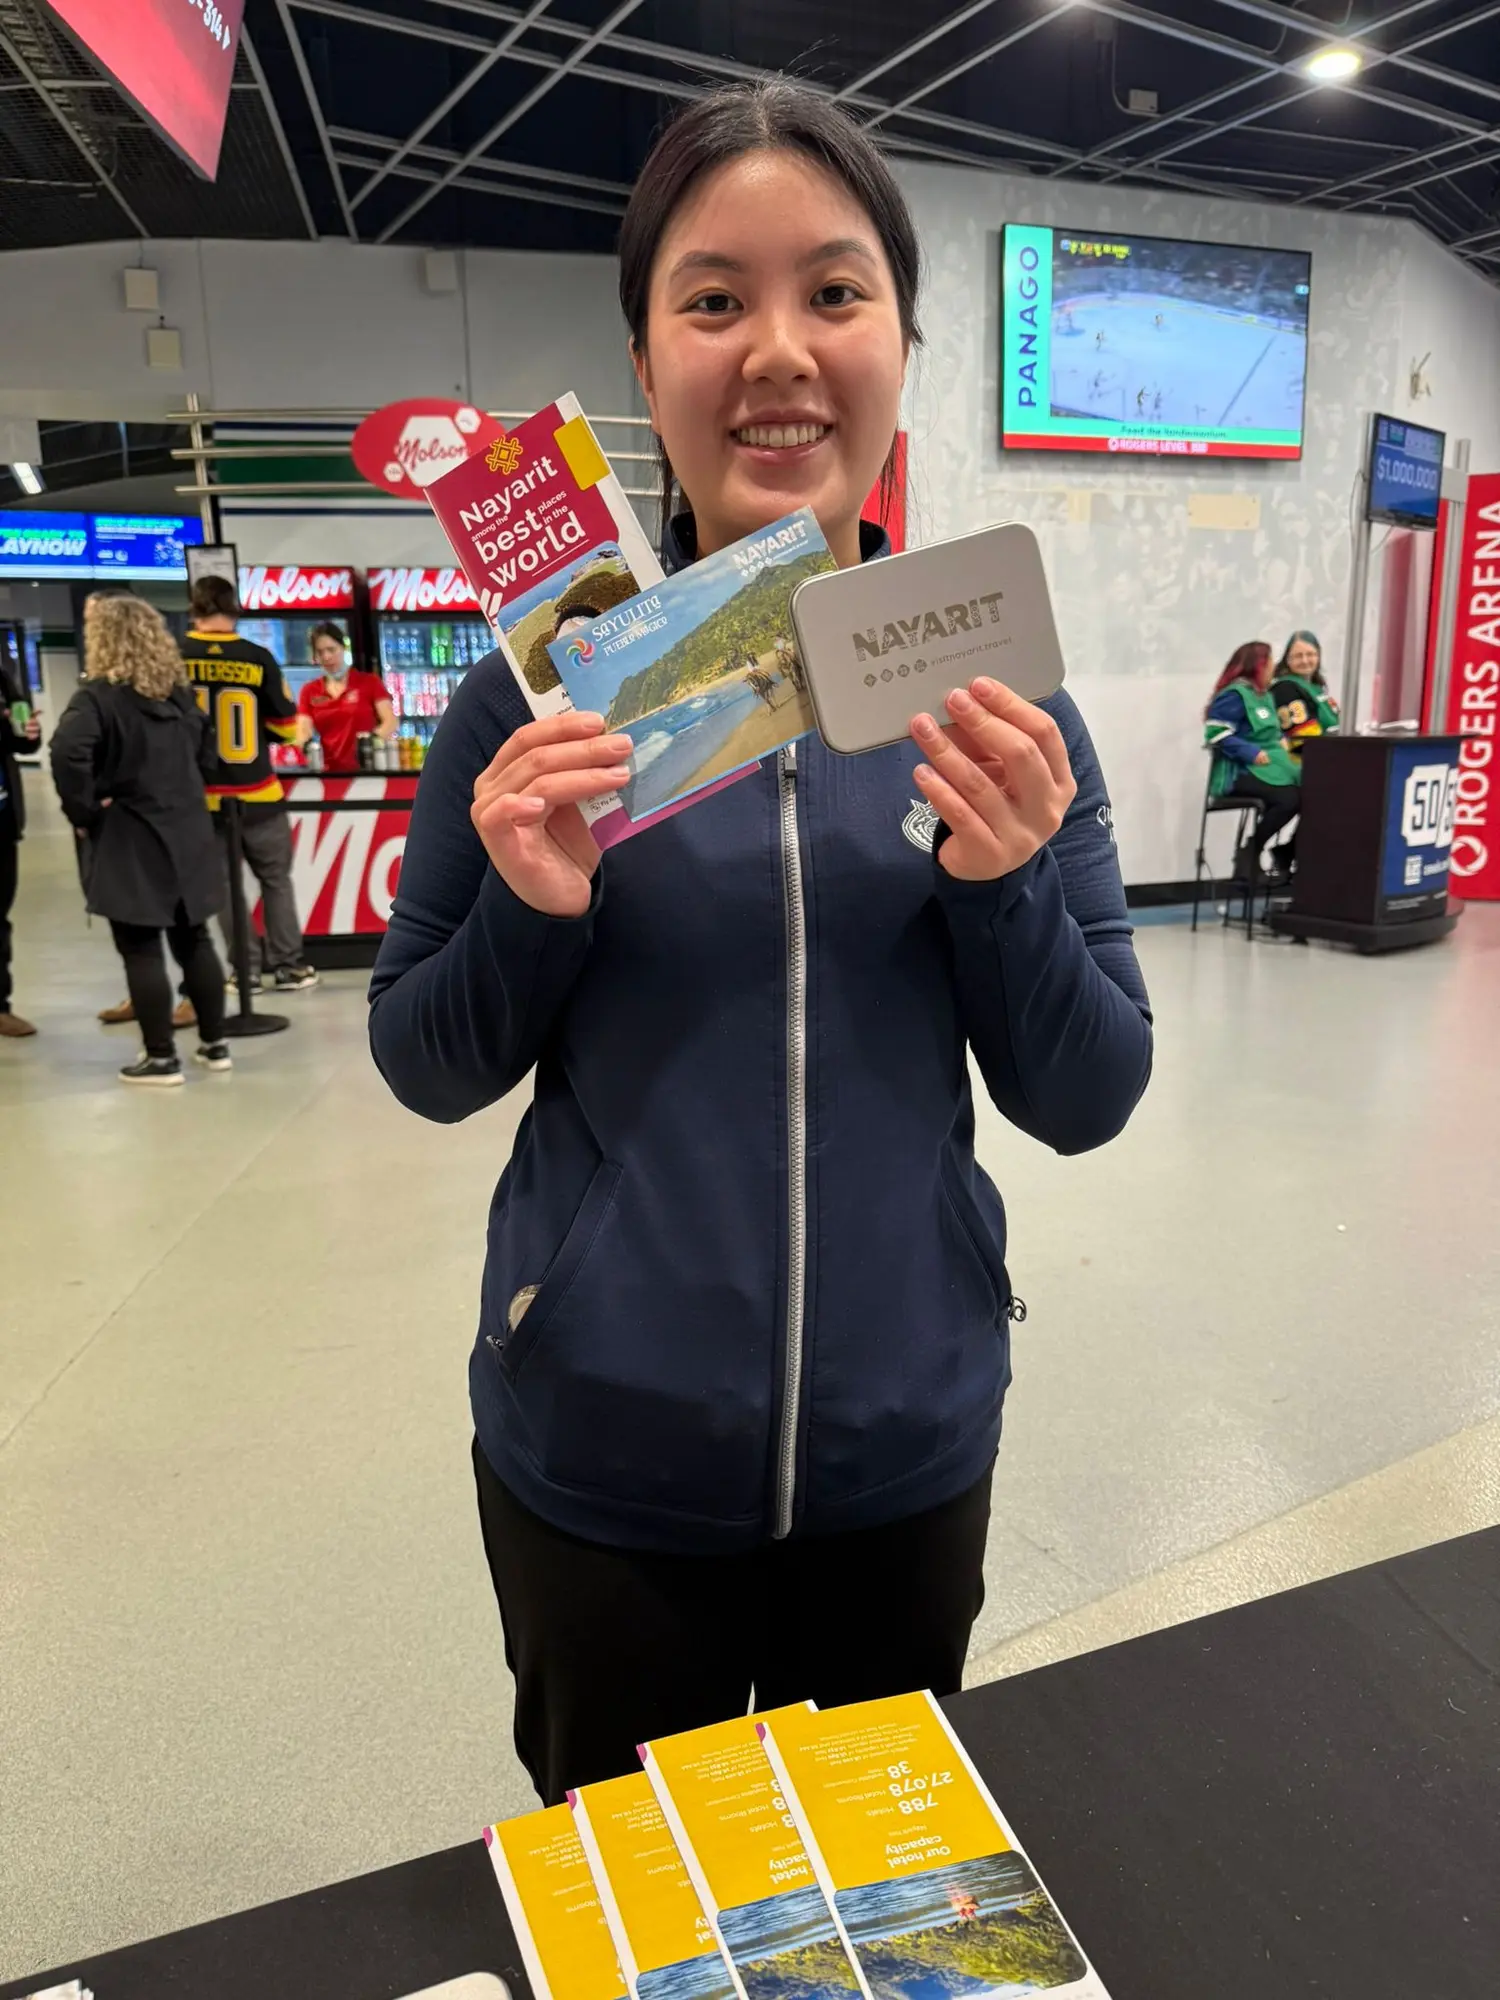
497, 1159, 622, 1380
939, 1153, 1009, 1325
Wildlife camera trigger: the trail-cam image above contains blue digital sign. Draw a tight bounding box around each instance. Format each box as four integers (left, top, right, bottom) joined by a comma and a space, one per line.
91, 514, 204, 580
1367, 415, 1445, 530
0, 510, 203, 580
0, 511, 92, 579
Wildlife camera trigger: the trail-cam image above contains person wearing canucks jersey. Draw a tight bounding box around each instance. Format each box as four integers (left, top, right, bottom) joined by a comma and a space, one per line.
1271, 630, 1340, 763
1204, 640, 1301, 883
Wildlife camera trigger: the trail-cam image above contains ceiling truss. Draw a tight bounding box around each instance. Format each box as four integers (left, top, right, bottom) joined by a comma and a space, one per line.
0, 0, 1495, 277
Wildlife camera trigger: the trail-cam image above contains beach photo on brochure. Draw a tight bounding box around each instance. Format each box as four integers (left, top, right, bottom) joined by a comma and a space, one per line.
759, 1694, 1108, 2000
549, 508, 835, 822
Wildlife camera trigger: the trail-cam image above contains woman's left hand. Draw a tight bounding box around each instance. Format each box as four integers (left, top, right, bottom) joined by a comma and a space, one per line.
909, 678, 1075, 883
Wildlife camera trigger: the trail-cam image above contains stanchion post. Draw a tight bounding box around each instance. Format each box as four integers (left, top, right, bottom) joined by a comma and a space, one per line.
222, 796, 290, 1040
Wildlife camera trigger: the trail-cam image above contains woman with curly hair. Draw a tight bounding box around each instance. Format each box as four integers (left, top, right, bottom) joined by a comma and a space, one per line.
51, 592, 231, 1086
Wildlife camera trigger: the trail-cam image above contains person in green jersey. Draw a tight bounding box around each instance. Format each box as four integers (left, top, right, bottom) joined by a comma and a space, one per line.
1272, 630, 1340, 763
1204, 640, 1300, 884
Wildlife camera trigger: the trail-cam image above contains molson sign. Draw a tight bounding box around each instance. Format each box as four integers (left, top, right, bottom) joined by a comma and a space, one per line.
367, 564, 479, 613
1438, 471, 1500, 900
352, 399, 505, 499
237, 565, 355, 613
269, 774, 417, 936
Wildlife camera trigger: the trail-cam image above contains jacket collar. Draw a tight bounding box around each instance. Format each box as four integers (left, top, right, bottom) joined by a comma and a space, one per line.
662, 511, 892, 575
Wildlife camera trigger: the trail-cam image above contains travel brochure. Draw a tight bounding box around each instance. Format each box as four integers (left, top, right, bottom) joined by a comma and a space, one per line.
760, 1693, 1108, 2000
485, 1693, 1108, 2000
546, 508, 835, 822
486, 1803, 627, 2000
571, 1770, 740, 2000
641, 1708, 860, 2000
424, 392, 749, 847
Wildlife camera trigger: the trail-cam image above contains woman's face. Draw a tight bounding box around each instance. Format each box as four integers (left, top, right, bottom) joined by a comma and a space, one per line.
632, 150, 907, 566
1286, 638, 1320, 678
313, 634, 347, 677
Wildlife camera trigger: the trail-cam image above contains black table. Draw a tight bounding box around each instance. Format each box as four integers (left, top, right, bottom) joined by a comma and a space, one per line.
1270, 732, 1463, 952
6, 1528, 1497, 2000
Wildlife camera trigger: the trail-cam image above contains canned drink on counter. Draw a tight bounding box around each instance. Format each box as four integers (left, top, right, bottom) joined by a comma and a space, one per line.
304, 737, 324, 772
356, 733, 375, 771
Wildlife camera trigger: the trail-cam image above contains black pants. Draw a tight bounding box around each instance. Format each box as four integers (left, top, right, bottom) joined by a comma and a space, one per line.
216, 810, 304, 974
0, 831, 15, 1013
473, 1438, 994, 1806
109, 906, 226, 1056
1229, 769, 1301, 856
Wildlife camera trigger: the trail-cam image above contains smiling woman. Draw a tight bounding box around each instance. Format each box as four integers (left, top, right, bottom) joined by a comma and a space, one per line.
619, 89, 921, 564
369, 79, 1153, 1810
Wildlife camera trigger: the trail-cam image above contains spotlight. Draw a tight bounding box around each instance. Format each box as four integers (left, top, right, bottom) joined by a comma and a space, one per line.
1304, 45, 1363, 81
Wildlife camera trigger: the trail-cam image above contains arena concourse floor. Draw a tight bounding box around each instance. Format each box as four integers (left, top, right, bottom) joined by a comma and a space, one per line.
3, 786, 1497, 1979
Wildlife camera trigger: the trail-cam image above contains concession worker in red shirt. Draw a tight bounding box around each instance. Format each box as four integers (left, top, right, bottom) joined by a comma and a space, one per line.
294, 622, 396, 770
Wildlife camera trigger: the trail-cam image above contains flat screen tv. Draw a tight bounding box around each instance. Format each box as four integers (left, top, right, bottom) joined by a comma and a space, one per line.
1366, 414, 1445, 530
1001, 225, 1312, 460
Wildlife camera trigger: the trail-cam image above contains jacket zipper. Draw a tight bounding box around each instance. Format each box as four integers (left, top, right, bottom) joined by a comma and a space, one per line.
775, 740, 808, 1540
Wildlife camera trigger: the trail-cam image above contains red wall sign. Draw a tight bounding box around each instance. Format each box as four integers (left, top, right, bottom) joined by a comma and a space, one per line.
1440, 470, 1500, 901
45, 0, 244, 179
367, 565, 480, 613
237, 565, 355, 614
270, 776, 418, 937
352, 401, 505, 500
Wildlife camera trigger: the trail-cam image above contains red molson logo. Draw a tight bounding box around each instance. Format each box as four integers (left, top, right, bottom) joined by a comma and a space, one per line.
368, 565, 479, 613
237, 565, 354, 612
352, 399, 505, 499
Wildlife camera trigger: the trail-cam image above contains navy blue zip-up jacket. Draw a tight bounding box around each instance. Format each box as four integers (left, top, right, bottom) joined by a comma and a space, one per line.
369, 518, 1153, 1553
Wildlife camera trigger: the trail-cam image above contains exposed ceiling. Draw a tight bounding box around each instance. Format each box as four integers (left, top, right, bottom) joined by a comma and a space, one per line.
0, 0, 1497, 281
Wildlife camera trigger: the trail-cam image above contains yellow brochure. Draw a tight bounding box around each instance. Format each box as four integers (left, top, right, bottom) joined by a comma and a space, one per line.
486, 1803, 628, 2000
571, 1770, 741, 2000
760, 1692, 1109, 1999
642, 1707, 861, 2000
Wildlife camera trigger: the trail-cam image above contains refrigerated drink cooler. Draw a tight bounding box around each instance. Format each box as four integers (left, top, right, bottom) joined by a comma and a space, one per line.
367, 566, 492, 750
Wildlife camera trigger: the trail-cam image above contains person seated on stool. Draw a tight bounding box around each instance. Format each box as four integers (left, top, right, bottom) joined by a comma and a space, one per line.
1272, 630, 1339, 765
1204, 641, 1301, 885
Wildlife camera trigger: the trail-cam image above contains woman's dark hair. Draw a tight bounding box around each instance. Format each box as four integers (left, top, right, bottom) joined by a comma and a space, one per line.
618, 80, 923, 542
309, 621, 346, 651
1206, 641, 1272, 714
1276, 629, 1322, 682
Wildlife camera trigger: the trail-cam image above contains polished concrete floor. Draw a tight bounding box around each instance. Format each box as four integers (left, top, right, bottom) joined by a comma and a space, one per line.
3, 793, 1498, 1983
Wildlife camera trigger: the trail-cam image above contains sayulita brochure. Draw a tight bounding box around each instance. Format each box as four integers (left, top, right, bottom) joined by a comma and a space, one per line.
423, 391, 746, 848
642, 1708, 864, 2000
546, 507, 836, 823
571, 1769, 743, 2000
485, 1803, 628, 2000
759, 1693, 1109, 2000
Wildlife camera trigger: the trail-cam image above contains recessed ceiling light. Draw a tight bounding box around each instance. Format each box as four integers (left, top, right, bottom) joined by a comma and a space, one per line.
1305, 44, 1363, 81
11, 461, 43, 495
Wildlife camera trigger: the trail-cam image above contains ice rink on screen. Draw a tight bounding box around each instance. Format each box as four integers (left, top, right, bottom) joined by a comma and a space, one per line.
1049, 290, 1305, 434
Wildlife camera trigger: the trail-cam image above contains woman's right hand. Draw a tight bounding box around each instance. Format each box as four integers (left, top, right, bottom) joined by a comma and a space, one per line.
470, 711, 634, 918
1254, 750, 1271, 766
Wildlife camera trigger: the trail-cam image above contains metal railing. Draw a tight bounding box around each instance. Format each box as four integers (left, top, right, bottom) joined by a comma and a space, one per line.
165, 397, 660, 529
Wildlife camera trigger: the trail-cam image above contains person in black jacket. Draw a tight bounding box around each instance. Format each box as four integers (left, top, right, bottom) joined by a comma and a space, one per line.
50, 594, 232, 1086
370, 82, 1152, 1804
0, 657, 42, 1037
